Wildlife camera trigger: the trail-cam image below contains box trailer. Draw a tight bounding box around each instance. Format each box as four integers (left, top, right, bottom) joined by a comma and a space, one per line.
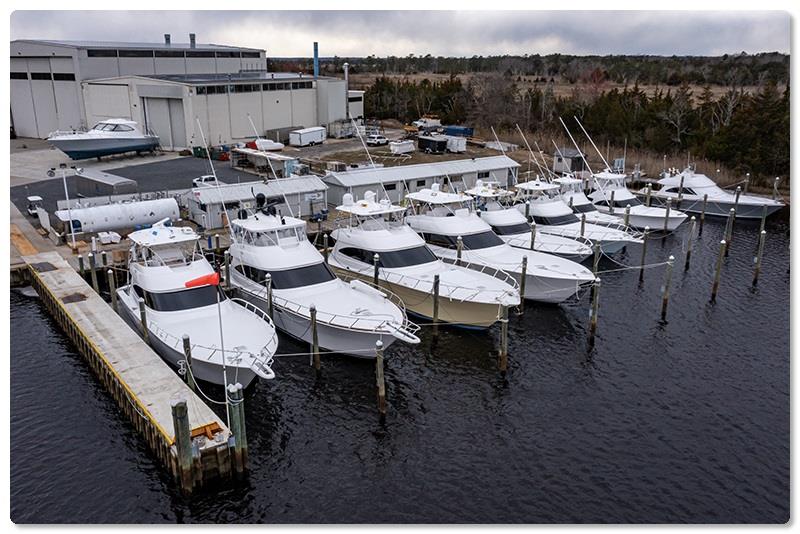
418, 135, 448, 154
289, 127, 327, 147
444, 135, 467, 153
389, 140, 416, 154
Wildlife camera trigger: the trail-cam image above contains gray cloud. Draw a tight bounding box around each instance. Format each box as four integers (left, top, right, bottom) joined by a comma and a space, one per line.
10, 10, 789, 57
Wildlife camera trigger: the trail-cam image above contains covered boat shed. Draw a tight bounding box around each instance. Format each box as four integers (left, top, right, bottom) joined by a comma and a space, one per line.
322, 155, 520, 206
186, 175, 328, 230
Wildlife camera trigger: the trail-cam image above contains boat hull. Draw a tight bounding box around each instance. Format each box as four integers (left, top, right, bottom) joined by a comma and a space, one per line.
116, 289, 257, 387
329, 266, 502, 328
49, 137, 159, 160
648, 195, 784, 219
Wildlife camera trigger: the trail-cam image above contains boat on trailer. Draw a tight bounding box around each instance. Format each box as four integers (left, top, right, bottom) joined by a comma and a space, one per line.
47, 119, 159, 160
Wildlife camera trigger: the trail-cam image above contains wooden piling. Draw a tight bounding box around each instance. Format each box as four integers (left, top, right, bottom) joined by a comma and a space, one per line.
663, 198, 672, 234
182, 334, 196, 393
699, 194, 708, 236
724, 208, 735, 256
711, 240, 726, 302
773, 177, 780, 201
645, 185, 652, 207
138, 297, 150, 344
589, 279, 600, 346
456, 236, 463, 265
580, 214, 586, 238
323, 233, 329, 263
609, 190, 616, 215
373, 253, 380, 287
639, 227, 649, 282
101, 250, 108, 269
529, 223, 536, 251
432, 273, 440, 338
227, 383, 247, 476
78, 254, 85, 277
88, 252, 100, 294
214, 233, 221, 256
753, 230, 766, 286
592, 242, 601, 276
375, 340, 386, 418
660, 256, 675, 321
684, 216, 696, 271
107, 269, 117, 311
170, 400, 194, 493
310, 305, 321, 376
744, 173, 750, 194
265, 273, 274, 318
223, 250, 231, 289
623, 205, 631, 227
759, 205, 768, 235
734, 186, 742, 212
498, 305, 509, 373
518, 256, 528, 314
524, 201, 530, 220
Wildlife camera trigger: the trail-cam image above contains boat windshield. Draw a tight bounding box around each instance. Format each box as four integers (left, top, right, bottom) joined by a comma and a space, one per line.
599, 198, 642, 208
237, 262, 336, 290
423, 230, 504, 250
532, 213, 579, 226
134, 284, 224, 312
339, 245, 438, 268
572, 203, 597, 213
491, 222, 531, 236
138, 241, 203, 267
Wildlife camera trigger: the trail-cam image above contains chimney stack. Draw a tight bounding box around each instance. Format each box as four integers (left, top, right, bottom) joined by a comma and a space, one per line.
164, 34, 171, 45
343, 62, 350, 120
189, 33, 196, 48
313, 42, 319, 80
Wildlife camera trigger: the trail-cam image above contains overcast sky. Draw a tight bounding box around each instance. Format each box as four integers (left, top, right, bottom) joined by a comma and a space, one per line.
10, 10, 790, 57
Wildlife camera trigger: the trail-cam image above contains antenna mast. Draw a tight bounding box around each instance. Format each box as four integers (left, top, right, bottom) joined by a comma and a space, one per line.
572, 115, 612, 171
558, 117, 594, 175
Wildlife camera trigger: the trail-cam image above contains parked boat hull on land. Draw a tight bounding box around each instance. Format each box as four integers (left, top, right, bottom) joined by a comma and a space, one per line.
49, 139, 160, 160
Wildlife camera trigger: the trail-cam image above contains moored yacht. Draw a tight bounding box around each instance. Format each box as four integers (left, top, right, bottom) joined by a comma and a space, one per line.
47, 118, 159, 160
465, 180, 593, 262
328, 191, 519, 328
514, 179, 642, 254
116, 220, 277, 387
589, 170, 688, 231
646, 167, 784, 219
227, 195, 420, 358
554, 175, 625, 227
405, 184, 596, 303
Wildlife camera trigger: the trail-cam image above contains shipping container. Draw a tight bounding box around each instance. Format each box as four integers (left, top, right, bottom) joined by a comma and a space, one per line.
443, 125, 474, 137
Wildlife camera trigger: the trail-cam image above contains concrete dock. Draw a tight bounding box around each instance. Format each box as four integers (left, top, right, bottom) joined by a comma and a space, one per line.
13, 206, 243, 492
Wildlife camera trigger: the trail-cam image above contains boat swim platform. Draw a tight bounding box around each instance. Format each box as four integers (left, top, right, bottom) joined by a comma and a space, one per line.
21, 250, 238, 492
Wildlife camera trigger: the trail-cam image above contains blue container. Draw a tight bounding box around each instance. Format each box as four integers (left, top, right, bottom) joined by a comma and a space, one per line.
443, 125, 474, 137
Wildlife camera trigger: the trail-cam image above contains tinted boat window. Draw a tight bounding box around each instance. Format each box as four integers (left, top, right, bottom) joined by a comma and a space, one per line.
492, 222, 531, 235
572, 203, 597, 213
237, 262, 335, 289
339, 246, 437, 268
532, 214, 579, 226
144, 285, 224, 312
460, 231, 504, 249
613, 198, 641, 207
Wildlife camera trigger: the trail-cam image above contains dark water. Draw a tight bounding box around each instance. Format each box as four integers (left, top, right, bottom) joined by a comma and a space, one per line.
11, 213, 789, 523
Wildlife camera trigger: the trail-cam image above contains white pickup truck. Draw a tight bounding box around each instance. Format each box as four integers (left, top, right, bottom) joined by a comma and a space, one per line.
192, 175, 225, 188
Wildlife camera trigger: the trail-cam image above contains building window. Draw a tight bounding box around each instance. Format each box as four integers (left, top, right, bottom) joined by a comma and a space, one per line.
242, 51, 261, 58
348, 96, 363, 103
215, 51, 238, 58
52, 73, 76, 81
87, 49, 118, 57
477, 171, 491, 179
30, 72, 52, 80
186, 50, 215, 58
384, 183, 397, 191
196, 86, 207, 95
155, 50, 185, 58
416, 180, 426, 187
118, 49, 154, 58
10, 72, 28, 80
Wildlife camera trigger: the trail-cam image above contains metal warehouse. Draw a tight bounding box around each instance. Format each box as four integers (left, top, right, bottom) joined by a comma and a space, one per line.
187, 176, 329, 230
323, 155, 521, 206
11, 35, 265, 139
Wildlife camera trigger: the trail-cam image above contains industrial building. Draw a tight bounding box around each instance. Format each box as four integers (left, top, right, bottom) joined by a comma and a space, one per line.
11, 36, 359, 148
323, 156, 521, 206
11, 35, 266, 138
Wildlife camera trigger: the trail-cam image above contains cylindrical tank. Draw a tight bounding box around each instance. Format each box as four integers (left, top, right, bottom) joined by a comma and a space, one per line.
55, 198, 180, 234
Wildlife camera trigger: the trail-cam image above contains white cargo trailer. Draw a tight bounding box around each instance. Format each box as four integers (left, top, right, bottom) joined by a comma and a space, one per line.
289, 126, 327, 147
444, 135, 467, 153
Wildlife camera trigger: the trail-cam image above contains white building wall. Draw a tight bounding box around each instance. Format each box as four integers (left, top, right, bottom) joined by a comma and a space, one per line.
291, 89, 317, 129
82, 83, 135, 124
229, 92, 264, 139
263, 90, 294, 131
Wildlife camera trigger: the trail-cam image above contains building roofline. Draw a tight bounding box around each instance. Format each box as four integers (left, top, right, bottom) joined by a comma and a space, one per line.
11, 38, 264, 53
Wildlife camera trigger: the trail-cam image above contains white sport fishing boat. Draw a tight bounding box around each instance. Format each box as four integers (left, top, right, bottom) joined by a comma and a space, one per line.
589, 170, 688, 231
405, 184, 596, 303
514, 179, 642, 254
554, 175, 626, 227
465, 180, 593, 262
47, 118, 159, 160
328, 191, 519, 328
227, 194, 420, 358
646, 167, 785, 219
116, 221, 278, 387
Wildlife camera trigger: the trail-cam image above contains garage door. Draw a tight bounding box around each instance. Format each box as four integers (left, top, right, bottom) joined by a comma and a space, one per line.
142, 97, 186, 150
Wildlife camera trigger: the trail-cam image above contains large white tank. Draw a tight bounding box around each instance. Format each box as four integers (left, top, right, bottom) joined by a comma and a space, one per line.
55, 198, 180, 234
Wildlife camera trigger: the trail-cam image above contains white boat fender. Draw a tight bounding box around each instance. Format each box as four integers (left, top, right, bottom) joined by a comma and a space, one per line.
349, 279, 387, 299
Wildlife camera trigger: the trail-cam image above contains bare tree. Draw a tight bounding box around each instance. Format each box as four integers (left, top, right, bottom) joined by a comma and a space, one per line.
660, 84, 693, 145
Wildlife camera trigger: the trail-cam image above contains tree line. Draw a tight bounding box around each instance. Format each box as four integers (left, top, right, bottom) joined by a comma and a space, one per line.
361, 74, 789, 186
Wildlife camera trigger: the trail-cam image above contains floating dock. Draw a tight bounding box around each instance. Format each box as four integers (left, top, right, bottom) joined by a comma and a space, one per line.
19, 244, 241, 492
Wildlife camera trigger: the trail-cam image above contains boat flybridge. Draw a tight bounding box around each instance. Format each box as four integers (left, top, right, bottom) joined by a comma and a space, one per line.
589, 170, 688, 231
554, 174, 626, 227
405, 183, 596, 303
47, 118, 159, 160
328, 191, 519, 328
464, 180, 593, 262
646, 167, 785, 219
227, 194, 420, 358
116, 220, 278, 387
513, 179, 643, 254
